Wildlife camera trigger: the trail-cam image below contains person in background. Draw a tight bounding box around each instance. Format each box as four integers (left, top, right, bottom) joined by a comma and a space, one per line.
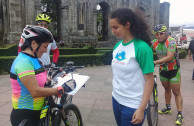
152, 24, 183, 125
10, 25, 67, 126
18, 14, 59, 67
109, 8, 154, 126
188, 39, 194, 80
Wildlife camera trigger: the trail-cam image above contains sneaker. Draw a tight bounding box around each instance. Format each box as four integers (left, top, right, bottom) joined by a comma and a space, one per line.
158, 107, 171, 114
192, 77, 194, 80
175, 114, 183, 125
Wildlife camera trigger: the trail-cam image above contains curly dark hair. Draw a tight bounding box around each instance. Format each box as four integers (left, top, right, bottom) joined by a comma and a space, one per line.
111, 8, 151, 46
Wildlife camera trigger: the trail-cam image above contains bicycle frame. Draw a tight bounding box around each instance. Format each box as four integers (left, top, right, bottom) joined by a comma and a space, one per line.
39, 62, 84, 125
147, 74, 158, 126
19, 61, 86, 126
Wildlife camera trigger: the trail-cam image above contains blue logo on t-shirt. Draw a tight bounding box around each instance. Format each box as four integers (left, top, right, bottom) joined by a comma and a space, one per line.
115, 51, 126, 61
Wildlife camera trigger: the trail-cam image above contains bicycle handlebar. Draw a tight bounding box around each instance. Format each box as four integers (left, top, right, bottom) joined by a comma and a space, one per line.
48, 66, 84, 71
44, 62, 84, 79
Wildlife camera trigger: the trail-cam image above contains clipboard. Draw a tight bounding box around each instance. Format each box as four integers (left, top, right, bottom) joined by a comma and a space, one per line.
53, 74, 90, 95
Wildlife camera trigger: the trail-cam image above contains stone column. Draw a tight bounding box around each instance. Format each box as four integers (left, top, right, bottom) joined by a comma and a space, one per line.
160, 2, 170, 31
61, 6, 69, 42
93, 9, 97, 37
7, 0, 23, 43
0, 0, 9, 44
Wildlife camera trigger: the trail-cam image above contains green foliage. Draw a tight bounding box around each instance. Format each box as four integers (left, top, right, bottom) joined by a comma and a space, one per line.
0, 44, 188, 74
41, 0, 57, 22
82, 46, 95, 50
0, 44, 18, 56
153, 49, 188, 60
55, 54, 103, 67
97, 13, 102, 24
97, 50, 113, 65
98, 36, 102, 41
40, 0, 59, 38
55, 48, 97, 55
178, 49, 187, 59
0, 56, 16, 74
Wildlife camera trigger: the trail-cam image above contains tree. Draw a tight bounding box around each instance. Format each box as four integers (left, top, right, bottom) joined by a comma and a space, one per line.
41, 0, 62, 42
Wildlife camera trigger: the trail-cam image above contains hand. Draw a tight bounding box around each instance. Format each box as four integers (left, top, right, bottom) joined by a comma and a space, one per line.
61, 73, 67, 78
57, 86, 64, 98
50, 62, 56, 67
131, 109, 144, 125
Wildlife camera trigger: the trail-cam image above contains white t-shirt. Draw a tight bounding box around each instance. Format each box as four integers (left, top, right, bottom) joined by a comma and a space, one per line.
39, 40, 57, 66
112, 38, 154, 109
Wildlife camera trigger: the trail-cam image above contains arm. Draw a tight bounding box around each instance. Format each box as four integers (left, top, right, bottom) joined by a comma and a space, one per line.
131, 73, 154, 124
51, 48, 59, 64
154, 51, 175, 64
18, 36, 24, 54
139, 73, 154, 111
18, 46, 22, 54
20, 74, 58, 98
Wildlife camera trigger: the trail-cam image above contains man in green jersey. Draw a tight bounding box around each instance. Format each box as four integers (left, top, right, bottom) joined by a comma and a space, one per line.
152, 24, 183, 125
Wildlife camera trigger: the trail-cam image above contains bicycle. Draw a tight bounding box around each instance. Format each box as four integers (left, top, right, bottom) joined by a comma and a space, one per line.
147, 74, 158, 126
19, 61, 90, 126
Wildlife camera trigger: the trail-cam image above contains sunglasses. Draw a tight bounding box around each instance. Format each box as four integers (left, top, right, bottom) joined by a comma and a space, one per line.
155, 32, 165, 36
37, 23, 49, 27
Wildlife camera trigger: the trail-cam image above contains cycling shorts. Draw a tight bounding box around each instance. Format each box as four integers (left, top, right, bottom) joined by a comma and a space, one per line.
10, 108, 41, 126
159, 68, 181, 83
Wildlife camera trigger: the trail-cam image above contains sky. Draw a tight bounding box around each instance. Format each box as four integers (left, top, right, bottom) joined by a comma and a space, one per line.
160, 0, 194, 27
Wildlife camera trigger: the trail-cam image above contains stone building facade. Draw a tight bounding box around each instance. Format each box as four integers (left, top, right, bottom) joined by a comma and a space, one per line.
0, 0, 170, 47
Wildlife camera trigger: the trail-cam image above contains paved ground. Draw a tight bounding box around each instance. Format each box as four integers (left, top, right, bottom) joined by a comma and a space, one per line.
0, 59, 194, 126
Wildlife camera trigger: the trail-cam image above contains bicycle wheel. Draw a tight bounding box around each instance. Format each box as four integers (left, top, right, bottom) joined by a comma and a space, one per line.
147, 83, 158, 126
59, 103, 83, 126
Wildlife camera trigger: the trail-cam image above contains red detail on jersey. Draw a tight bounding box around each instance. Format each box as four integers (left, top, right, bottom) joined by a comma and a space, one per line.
51, 48, 59, 63
19, 38, 24, 45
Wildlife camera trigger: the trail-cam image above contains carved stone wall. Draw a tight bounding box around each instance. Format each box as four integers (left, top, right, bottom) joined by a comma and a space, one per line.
0, 0, 41, 44
0, 0, 169, 47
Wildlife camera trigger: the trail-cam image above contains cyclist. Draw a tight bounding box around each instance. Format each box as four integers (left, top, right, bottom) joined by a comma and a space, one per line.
109, 8, 154, 126
188, 39, 194, 80
18, 14, 59, 67
152, 24, 183, 125
10, 25, 67, 126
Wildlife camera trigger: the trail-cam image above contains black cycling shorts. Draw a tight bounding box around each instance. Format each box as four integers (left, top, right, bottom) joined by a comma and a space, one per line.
159, 69, 178, 79
159, 69, 181, 83
10, 108, 41, 126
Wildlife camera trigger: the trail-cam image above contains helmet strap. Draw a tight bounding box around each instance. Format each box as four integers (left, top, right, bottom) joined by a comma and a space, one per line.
36, 44, 41, 52
34, 44, 42, 58
29, 43, 41, 58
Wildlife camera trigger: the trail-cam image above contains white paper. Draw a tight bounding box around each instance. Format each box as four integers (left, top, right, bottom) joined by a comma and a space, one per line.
53, 74, 90, 95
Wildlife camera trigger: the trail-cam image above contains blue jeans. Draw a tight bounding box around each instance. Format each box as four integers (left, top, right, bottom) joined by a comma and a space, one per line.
192, 54, 194, 78
112, 97, 147, 126
193, 69, 194, 78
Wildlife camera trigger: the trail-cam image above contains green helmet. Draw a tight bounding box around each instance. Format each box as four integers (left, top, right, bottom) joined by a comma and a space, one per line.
36, 14, 51, 24
153, 24, 167, 34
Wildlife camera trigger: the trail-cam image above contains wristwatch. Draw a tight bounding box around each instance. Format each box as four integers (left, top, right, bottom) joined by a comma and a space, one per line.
57, 86, 64, 97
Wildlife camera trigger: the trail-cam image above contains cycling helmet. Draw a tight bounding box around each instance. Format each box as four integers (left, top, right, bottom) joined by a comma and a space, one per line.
21, 25, 53, 57
22, 25, 53, 44
153, 24, 167, 33
35, 14, 51, 24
